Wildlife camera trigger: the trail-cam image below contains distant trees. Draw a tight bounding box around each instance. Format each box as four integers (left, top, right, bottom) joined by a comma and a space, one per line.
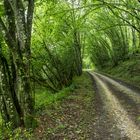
85, 0, 140, 69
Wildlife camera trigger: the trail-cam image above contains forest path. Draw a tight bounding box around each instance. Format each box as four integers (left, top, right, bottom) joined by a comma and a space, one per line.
90, 72, 140, 140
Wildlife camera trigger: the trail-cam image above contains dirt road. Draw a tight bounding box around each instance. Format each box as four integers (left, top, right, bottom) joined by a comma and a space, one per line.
90, 72, 140, 140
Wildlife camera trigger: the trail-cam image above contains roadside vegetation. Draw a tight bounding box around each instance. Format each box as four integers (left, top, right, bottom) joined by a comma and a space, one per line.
32, 72, 95, 139
102, 56, 140, 87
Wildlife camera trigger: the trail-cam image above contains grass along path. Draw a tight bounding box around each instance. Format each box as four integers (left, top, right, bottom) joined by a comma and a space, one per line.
102, 57, 140, 87
33, 73, 95, 139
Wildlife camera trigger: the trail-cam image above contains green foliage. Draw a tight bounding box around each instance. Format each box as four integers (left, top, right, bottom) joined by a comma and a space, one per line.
32, 0, 84, 90
81, 0, 140, 69
0, 2, 4, 16
0, 122, 32, 140
0, 0, 140, 136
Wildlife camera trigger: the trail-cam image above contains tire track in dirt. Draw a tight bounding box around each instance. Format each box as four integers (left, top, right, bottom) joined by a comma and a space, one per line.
90, 75, 123, 140
96, 75, 140, 129
90, 72, 140, 140
95, 72, 140, 104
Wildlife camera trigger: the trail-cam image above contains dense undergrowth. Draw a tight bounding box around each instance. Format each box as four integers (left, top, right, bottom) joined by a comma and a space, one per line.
102, 55, 140, 87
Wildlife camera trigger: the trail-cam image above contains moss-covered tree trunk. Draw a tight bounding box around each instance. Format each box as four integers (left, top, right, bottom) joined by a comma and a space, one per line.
0, 0, 35, 128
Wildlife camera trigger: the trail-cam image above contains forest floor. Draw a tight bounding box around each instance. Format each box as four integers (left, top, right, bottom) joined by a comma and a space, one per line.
33, 73, 96, 139
32, 71, 140, 140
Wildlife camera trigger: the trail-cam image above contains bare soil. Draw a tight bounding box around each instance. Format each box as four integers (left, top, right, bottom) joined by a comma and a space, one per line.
91, 72, 140, 140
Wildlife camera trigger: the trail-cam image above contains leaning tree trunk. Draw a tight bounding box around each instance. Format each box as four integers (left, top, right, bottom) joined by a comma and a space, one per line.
73, 30, 82, 76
